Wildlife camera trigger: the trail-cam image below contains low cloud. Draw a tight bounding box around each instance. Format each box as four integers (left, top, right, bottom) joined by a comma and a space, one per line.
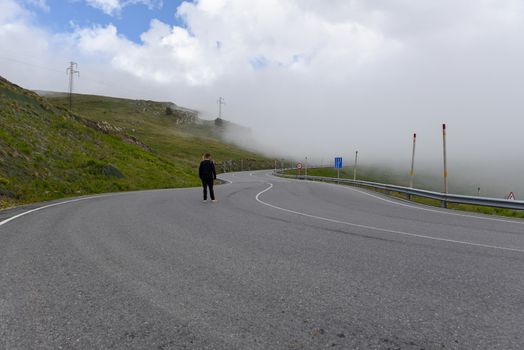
2, 0, 524, 196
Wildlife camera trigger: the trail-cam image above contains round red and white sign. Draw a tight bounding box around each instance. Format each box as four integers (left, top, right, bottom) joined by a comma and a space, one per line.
296, 162, 303, 169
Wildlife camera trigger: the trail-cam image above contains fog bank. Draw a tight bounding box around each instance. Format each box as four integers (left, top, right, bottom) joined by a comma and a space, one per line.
2, 0, 523, 198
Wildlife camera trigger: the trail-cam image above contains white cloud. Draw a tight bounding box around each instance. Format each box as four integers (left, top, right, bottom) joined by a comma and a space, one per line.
0, 1, 54, 72
26, 0, 49, 12
85, 0, 162, 16
0, 0, 27, 22
75, 0, 400, 85
86, 0, 120, 15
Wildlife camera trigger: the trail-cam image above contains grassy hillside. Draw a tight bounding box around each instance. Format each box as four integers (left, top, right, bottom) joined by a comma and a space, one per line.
46, 93, 268, 171
0, 78, 271, 209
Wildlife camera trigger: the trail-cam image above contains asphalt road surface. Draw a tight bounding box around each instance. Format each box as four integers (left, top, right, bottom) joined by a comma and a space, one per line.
1, 171, 523, 349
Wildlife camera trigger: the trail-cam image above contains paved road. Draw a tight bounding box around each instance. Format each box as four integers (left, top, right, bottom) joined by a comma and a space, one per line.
1, 171, 523, 349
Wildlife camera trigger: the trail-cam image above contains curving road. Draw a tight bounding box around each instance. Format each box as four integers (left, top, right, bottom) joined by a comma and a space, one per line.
1, 171, 524, 349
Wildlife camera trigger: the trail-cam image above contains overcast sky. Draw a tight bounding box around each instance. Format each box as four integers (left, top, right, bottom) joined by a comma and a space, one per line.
1, 0, 523, 195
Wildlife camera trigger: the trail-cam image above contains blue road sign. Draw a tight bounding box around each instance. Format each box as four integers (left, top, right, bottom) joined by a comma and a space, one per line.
334, 157, 343, 169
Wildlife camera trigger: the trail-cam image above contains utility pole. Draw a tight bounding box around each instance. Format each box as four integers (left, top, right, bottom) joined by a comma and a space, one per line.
409, 133, 417, 188
353, 150, 358, 181
442, 123, 448, 208
66, 62, 79, 112
217, 97, 225, 118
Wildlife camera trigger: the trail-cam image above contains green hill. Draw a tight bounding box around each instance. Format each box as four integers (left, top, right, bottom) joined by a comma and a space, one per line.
0, 77, 271, 209
44, 92, 269, 170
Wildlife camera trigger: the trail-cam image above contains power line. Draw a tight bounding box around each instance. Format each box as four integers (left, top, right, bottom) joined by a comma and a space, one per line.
0, 56, 63, 74
0, 55, 161, 96
1, 55, 199, 112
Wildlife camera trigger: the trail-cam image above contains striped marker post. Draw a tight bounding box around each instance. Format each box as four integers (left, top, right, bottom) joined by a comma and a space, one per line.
408, 133, 417, 201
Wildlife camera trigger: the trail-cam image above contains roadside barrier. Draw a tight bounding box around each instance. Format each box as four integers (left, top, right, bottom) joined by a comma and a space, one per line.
274, 171, 524, 211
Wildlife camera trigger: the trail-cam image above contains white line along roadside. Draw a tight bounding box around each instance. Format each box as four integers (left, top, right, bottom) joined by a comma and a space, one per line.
0, 177, 238, 228
345, 184, 524, 225
0, 178, 235, 229
0, 194, 116, 228
255, 183, 524, 254
220, 178, 233, 184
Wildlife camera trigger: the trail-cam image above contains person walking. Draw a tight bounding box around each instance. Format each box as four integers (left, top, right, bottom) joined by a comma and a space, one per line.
199, 153, 217, 202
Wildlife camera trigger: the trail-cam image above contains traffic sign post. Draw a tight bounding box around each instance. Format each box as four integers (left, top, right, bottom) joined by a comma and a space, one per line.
334, 157, 343, 182
296, 162, 303, 177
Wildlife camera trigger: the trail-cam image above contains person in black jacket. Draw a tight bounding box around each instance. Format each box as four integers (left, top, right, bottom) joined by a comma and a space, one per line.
199, 153, 217, 202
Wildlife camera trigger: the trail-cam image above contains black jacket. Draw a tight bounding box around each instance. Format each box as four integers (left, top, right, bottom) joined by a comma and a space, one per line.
199, 159, 216, 180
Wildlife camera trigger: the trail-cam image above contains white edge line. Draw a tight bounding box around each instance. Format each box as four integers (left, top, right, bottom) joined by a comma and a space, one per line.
0, 180, 237, 229
346, 186, 524, 225
0, 194, 116, 228
255, 183, 524, 254
219, 177, 233, 184
0, 182, 216, 228
280, 175, 524, 225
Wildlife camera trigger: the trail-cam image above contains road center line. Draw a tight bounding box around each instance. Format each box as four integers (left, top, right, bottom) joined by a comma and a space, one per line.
255, 183, 524, 254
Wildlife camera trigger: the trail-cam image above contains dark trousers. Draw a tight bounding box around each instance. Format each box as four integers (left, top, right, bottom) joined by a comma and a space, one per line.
201, 178, 215, 200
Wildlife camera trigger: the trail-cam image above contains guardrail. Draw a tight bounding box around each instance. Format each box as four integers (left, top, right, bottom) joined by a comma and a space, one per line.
273, 171, 524, 211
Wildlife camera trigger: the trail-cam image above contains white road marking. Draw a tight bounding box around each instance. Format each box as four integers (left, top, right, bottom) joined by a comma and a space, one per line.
0, 186, 196, 228
345, 186, 524, 225
272, 174, 524, 225
0, 194, 114, 228
255, 183, 524, 254
219, 177, 233, 184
